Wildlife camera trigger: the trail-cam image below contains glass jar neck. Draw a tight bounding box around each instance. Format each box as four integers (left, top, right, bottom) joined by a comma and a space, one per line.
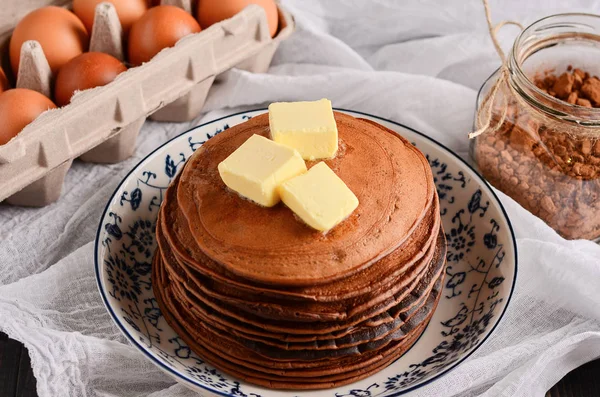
507, 13, 600, 127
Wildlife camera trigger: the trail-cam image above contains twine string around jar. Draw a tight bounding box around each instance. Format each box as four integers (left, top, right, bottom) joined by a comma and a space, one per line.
469, 0, 523, 139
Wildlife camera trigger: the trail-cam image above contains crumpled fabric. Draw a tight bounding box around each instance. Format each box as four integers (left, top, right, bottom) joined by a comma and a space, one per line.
1, 1, 599, 396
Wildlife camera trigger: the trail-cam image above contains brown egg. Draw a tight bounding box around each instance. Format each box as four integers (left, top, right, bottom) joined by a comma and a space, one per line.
73, 0, 148, 35
0, 89, 57, 145
0, 67, 8, 94
197, 0, 278, 37
10, 7, 89, 75
128, 6, 201, 66
54, 52, 127, 107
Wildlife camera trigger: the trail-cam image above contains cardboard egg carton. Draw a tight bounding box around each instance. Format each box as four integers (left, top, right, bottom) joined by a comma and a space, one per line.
0, 0, 294, 207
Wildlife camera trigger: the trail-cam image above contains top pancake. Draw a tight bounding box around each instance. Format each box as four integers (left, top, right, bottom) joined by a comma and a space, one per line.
177, 112, 434, 286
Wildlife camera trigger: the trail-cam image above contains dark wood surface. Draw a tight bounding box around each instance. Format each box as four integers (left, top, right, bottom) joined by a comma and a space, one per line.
545, 359, 600, 397
0, 331, 598, 396
0, 333, 37, 397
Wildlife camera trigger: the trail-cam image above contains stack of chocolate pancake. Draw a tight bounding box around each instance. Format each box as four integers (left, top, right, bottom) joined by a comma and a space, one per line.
152, 112, 447, 390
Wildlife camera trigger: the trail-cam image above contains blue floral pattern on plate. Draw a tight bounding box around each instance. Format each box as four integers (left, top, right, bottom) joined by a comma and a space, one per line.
95, 110, 517, 397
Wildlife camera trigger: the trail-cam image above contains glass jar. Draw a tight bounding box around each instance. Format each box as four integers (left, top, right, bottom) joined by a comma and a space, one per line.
471, 13, 600, 241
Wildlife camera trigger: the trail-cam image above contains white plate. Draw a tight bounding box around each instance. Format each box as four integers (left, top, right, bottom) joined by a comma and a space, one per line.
95, 109, 517, 397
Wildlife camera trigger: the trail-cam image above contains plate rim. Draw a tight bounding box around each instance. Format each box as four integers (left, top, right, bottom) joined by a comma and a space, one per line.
94, 108, 518, 397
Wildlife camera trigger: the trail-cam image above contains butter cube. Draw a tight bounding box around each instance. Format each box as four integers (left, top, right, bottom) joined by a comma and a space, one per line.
269, 99, 338, 160
218, 134, 307, 207
278, 162, 359, 232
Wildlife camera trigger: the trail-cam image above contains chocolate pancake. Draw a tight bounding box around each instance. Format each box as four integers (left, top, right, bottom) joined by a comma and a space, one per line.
160, 281, 439, 377
154, 251, 439, 373
161, 228, 444, 337
154, 250, 442, 362
157, 233, 445, 354
158, 208, 440, 323
161, 253, 444, 360
153, 253, 443, 389
163, 168, 440, 304
150, 112, 447, 389
177, 112, 436, 286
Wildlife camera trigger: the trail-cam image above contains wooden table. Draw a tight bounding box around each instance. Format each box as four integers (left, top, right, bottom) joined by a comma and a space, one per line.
0, 332, 598, 396
0, 334, 36, 397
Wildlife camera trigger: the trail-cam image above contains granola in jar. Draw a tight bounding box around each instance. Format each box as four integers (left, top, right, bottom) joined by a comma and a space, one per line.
471, 14, 600, 240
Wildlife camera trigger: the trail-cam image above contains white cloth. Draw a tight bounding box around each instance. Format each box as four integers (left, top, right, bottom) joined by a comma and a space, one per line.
1, 1, 599, 396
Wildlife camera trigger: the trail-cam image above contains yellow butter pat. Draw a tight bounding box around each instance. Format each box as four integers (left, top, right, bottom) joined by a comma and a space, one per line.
269, 99, 338, 160
278, 162, 359, 232
218, 134, 307, 207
